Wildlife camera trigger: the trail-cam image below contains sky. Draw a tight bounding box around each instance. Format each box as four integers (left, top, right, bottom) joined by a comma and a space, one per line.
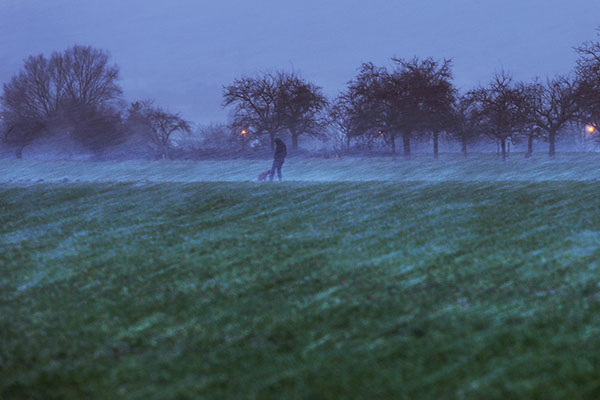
0, 0, 597, 125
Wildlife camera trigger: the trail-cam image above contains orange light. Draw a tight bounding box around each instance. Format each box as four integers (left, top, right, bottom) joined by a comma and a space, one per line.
241, 129, 247, 136
586, 125, 596, 134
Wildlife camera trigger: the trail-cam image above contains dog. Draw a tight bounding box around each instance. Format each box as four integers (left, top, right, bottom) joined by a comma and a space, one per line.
257, 169, 271, 181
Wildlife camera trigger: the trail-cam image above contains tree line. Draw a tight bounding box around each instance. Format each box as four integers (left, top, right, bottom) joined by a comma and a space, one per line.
225, 33, 599, 160
2, 30, 600, 160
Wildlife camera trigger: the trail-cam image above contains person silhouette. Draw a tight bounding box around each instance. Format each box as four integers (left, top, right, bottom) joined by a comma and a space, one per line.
269, 138, 287, 182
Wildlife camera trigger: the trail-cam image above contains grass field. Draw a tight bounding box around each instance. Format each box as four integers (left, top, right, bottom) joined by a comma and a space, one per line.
2, 152, 600, 182
2, 157, 600, 398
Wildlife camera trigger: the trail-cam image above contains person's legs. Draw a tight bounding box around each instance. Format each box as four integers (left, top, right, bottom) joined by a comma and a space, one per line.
276, 159, 284, 181
268, 160, 277, 181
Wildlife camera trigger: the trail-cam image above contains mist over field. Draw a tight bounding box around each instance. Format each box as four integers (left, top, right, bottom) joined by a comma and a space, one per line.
2, 153, 600, 184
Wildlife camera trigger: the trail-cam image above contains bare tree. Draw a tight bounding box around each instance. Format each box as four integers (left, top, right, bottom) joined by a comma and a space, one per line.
391, 57, 455, 158
344, 62, 400, 153
276, 72, 328, 149
575, 28, 600, 130
448, 94, 481, 157
1, 118, 46, 158
327, 92, 369, 150
56, 45, 122, 108
223, 72, 284, 150
469, 71, 529, 161
1, 55, 55, 156
134, 103, 191, 159
526, 77, 578, 157
1, 45, 123, 156
343, 58, 454, 157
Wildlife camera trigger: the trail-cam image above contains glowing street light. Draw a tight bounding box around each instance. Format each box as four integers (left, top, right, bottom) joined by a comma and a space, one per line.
240, 129, 249, 151
585, 124, 596, 134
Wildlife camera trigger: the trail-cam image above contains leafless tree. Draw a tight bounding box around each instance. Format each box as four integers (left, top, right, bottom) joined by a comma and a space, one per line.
327, 93, 367, 150
525, 76, 578, 157
1, 45, 123, 156
391, 57, 455, 158
574, 28, 600, 131
57, 45, 121, 108
131, 102, 191, 159
447, 94, 481, 157
343, 58, 455, 157
223, 72, 284, 150
344, 62, 397, 153
276, 72, 328, 149
469, 71, 529, 161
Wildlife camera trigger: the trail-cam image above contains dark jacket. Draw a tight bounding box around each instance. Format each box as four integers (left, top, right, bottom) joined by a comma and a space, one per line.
274, 139, 287, 161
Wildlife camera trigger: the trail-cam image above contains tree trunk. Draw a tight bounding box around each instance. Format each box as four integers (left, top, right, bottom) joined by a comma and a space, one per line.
461, 136, 467, 157
501, 139, 507, 162
496, 140, 500, 159
346, 135, 350, 150
402, 133, 411, 158
291, 132, 299, 150
390, 134, 396, 154
433, 131, 439, 159
549, 130, 556, 158
525, 135, 533, 158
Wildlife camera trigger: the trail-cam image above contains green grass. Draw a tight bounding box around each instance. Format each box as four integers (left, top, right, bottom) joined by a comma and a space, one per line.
2, 152, 600, 183
2, 181, 600, 399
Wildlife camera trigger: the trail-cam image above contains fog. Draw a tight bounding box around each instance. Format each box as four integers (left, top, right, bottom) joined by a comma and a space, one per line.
1, 0, 599, 179
2, 151, 600, 184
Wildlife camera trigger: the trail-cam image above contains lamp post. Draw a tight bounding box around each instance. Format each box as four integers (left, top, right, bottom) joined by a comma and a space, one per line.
241, 128, 248, 151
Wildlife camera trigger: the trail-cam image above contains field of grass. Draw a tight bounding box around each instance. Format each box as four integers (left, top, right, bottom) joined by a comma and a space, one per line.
2, 175, 600, 399
2, 152, 600, 183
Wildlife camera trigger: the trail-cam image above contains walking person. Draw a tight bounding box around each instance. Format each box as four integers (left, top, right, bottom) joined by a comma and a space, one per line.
269, 138, 287, 181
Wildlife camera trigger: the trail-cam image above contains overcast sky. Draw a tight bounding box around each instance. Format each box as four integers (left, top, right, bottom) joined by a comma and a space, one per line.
0, 0, 597, 125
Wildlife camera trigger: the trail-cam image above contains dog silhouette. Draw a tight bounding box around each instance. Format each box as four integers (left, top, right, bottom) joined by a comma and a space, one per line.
257, 169, 271, 181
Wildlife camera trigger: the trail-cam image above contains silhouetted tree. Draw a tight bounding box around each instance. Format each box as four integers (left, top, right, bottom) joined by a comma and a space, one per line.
520, 125, 542, 158
223, 71, 327, 151
575, 29, 600, 131
448, 94, 481, 157
1, 118, 46, 158
526, 77, 578, 157
327, 97, 353, 150
469, 72, 529, 161
344, 58, 454, 157
276, 73, 328, 149
0, 45, 123, 156
343, 63, 391, 150
328, 75, 382, 151
223, 72, 284, 150
130, 102, 191, 159
392, 58, 455, 158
